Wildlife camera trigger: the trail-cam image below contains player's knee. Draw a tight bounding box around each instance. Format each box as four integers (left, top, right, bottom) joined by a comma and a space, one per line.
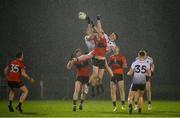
24, 88, 29, 95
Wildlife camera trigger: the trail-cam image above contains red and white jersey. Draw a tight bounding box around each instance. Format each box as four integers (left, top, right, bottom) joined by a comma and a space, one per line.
84, 35, 95, 51
84, 33, 117, 53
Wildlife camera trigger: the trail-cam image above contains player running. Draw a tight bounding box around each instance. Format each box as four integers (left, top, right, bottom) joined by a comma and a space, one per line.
127, 50, 151, 114
4, 52, 35, 112
134, 50, 155, 111
67, 49, 90, 111
108, 47, 127, 111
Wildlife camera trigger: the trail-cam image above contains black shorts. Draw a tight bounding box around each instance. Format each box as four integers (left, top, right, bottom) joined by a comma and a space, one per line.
92, 58, 105, 69
111, 74, 124, 84
130, 84, 146, 91
76, 76, 89, 85
8, 81, 24, 89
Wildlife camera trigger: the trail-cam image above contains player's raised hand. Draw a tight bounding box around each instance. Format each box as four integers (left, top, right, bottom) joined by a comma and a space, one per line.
97, 15, 101, 20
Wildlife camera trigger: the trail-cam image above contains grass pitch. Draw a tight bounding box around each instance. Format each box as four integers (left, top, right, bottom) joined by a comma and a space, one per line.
0, 100, 180, 117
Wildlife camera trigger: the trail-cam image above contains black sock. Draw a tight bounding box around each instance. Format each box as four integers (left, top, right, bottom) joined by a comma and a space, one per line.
9, 100, 12, 106
96, 85, 100, 92
80, 100, 84, 105
121, 101, 125, 105
100, 84, 104, 92
92, 86, 95, 93
18, 102, 22, 107
129, 104, 132, 108
138, 108, 142, 113
73, 100, 76, 106
148, 101, 151, 104
113, 101, 116, 107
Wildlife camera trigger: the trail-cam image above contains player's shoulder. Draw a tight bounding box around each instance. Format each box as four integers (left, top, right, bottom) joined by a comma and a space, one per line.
132, 60, 138, 65
146, 56, 153, 60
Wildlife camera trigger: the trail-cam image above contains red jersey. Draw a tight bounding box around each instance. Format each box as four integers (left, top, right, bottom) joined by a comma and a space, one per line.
92, 36, 107, 57
7, 59, 25, 82
109, 54, 127, 74
74, 60, 90, 77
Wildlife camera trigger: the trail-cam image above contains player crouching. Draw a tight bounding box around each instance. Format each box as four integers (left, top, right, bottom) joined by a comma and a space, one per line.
4, 52, 35, 112
127, 50, 151, 114
67, 49, 90, 111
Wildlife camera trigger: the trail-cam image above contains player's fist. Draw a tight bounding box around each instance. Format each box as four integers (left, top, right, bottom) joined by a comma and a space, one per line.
97, 15, 101, 20
29, 78, 35, 84
72, 57, 78, 62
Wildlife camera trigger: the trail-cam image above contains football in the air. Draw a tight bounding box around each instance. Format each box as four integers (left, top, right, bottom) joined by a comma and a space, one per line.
78, 12, 87, 20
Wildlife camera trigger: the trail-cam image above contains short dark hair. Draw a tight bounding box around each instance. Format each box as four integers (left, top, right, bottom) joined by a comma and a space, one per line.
113, 32, 119, 40
16, 52, 23, 58
138, 50, 146, 57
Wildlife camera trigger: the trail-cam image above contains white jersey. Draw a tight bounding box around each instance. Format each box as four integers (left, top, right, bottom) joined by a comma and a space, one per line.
144, 56, 153, 65
104, 33, 117, 53
131, 59, 150, 84
84, 35, 95, 51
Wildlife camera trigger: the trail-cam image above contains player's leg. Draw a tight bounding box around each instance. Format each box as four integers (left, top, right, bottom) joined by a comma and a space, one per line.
98, 68, 105, 94
110, 81, 117, 112
16, 85, 29, 112
73, 80, 81, 111
96, 77, 100, 94
90, 65, 99, 97
128, 84, 136, 114
133, 95, 138, 110
79, 83, 88, 110
8, 88, 15, 112
146, 80, 152, 110
79, 78, 89, 110
99, 78, 104, 93
105, 59, 114, 78
137, 90, 144, 114
118, 79, 126, 110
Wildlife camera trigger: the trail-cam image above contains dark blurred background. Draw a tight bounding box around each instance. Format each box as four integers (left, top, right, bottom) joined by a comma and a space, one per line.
0, 0, 180, 100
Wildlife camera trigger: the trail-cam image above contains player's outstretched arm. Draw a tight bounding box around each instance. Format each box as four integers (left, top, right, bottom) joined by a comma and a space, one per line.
21, 69, 34, 83
96, 15, 104, 33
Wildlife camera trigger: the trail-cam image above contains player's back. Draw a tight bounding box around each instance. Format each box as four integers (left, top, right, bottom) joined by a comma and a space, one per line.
7, 59, 25, 82
109, 54, 126, 74
74, 60, 90, 77
145, 56, 153, 65
131, 59, 150, 84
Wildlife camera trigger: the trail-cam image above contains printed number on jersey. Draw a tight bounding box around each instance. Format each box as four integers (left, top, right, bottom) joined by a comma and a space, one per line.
10, 64, 20, 73
134, 65, 146, 73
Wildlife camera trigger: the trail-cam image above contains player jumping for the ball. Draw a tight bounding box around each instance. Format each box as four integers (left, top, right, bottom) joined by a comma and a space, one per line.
82, 14, 119, 96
